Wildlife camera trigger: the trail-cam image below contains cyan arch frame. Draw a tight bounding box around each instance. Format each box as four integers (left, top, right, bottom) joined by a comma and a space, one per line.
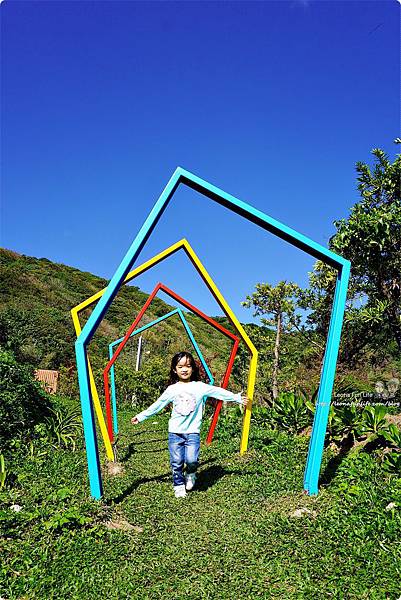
75, 167, 350, 499
109, 307, 214, 435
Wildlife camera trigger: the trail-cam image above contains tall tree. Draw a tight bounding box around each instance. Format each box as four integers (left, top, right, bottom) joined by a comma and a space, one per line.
242, 281, 300, 399
302, 146, 401, 359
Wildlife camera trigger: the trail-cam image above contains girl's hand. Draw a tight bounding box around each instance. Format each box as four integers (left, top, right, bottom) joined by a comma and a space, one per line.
131, 417, 139, 425
241, 395, 249, 407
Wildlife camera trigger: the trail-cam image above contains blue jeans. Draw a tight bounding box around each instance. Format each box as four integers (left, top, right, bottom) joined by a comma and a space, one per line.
168, 432, 200, 487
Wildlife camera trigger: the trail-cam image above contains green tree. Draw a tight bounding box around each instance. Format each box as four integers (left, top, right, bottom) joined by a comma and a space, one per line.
242, 281, 301, 400
301, 147, 401, 361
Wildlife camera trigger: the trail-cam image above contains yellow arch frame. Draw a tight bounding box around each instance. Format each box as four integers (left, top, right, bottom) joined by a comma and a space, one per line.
71, 238, 258, 460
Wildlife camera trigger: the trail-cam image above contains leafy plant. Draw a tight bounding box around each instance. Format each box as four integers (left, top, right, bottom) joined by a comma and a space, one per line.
305, 398, 364, 446
332, 404, 365, 442
380, 424, 401, 473
44, 406, 82, 451
381, 424, 401, 449
270, 391, 310, 434
359, 405, 389, 437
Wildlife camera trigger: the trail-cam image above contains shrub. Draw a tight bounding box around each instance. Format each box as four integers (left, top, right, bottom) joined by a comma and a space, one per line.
0, 349, 52, 451
114, 357, 169, 408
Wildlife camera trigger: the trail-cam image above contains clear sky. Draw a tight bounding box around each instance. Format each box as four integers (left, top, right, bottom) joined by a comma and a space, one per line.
1, 0, 399, 323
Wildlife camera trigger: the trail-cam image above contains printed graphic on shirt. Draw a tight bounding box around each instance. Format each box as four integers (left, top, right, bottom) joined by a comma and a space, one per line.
174, 391, 197, 416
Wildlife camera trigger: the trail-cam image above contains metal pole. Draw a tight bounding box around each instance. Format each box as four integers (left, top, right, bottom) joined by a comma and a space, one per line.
136, 335, 143, 371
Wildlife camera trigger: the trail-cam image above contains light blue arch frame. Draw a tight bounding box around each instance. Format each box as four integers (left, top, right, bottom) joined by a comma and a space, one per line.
75, 167, 350, 499
109, 307, 214, 435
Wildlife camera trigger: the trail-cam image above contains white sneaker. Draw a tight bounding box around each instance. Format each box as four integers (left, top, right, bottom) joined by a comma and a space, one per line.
174, 484, 187, 498
185, 473, 196, 491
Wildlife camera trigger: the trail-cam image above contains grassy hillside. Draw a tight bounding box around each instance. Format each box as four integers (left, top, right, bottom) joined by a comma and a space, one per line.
0, 248, 244, 395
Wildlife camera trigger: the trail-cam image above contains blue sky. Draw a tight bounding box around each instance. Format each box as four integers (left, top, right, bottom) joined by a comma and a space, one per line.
1, 0, 399, 323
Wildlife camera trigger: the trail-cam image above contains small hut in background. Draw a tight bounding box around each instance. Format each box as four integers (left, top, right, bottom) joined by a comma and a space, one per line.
35, 369, 59, 394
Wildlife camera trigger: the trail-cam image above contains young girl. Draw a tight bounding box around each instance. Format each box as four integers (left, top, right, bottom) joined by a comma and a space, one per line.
131, 351, 248, 498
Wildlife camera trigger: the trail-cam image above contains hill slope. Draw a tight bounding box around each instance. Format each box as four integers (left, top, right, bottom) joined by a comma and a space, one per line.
0, 248, 243, 392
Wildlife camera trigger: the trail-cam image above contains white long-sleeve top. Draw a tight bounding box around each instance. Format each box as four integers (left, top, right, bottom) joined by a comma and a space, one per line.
135, 380, 243, 434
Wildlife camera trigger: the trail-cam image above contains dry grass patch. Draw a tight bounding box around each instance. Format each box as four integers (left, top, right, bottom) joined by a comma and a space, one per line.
262, 491, 320, 519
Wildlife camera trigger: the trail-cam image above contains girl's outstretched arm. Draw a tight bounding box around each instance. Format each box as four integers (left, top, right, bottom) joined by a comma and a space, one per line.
131, 388, 173, 425
200, 383, 248, 406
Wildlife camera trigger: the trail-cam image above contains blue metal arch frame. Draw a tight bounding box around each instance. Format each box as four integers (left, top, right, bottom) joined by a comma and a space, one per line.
109, 307, 214, 435
75, 167, 350, 499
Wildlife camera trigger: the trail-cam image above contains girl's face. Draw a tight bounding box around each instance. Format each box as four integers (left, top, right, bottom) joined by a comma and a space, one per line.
174, 356, 193, 383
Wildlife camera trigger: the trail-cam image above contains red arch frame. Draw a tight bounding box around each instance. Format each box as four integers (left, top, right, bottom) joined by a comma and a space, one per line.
103, 282, 240, 442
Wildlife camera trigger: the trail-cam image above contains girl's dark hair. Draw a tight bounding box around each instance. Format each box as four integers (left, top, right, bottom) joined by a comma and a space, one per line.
168, 352, 200, 385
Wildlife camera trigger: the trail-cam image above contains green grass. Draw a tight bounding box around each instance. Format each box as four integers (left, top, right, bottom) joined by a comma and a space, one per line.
1, 408, 401, 599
